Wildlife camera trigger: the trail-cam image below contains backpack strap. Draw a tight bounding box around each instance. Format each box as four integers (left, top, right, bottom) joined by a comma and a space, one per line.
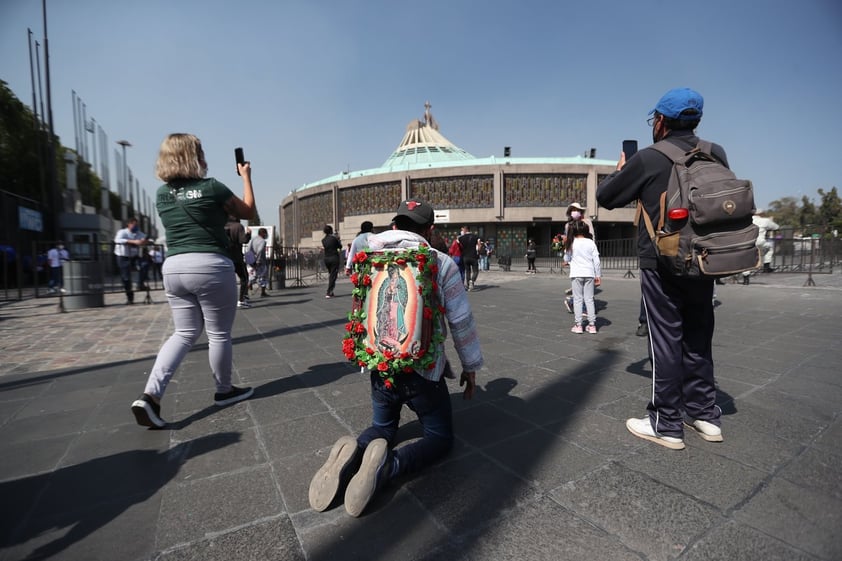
636, 191, 667, 242
650, 139, 694, 163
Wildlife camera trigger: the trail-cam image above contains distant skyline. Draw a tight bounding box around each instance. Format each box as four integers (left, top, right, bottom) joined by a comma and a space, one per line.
2, 0, 840, 228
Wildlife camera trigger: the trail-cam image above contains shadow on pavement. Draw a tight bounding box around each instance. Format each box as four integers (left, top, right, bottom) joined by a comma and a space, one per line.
1, 432, 241, 559
305, 351, 619, 561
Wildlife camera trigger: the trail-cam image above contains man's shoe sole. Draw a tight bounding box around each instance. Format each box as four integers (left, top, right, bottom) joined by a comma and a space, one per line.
309, 436, 359, 512
626, 418, 685, 450
683, 421, 724, 442
131, 399, 166, 428
214, 387, 254, 406
345, 439, 388, 517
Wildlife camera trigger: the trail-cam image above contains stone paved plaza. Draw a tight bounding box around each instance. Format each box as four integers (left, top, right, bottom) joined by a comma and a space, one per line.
1, 268, 841, 560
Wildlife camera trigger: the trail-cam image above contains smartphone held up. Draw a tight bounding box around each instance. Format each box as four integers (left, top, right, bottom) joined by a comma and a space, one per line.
234, 147, 245, 176
622, 140, 638, 160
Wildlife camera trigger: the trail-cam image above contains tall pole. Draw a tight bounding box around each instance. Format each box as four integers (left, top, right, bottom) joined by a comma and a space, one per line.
28, 30, 39, 124
34, 41, 46, 129
28, 29, 46, 205
90, 118, 98, 177
117, 140, 131, 215
41, 0, 59, 238
72, 90, 79, 154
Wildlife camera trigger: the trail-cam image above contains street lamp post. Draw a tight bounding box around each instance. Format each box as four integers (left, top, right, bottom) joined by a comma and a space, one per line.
116, 140, 131, 220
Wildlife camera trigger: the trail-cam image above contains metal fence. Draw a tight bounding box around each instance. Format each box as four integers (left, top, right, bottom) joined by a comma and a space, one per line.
496, 238, 640, 275
1, 242, 167, 303
769, 236, 839, 273
3, 237, 839, 303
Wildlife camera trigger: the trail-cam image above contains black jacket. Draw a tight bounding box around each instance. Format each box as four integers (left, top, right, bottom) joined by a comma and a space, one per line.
224, 220, 249, 263
596, 129, 729, 269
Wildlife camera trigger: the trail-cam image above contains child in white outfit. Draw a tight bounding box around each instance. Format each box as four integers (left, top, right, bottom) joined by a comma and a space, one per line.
563, 221, 602, 333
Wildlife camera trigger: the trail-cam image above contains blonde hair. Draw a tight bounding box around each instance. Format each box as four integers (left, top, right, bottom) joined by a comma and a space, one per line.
155, 133, 207, 181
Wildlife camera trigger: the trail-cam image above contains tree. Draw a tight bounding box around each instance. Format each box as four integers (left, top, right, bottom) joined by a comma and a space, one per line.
767, 196, 800, 227
0, 79, 48, 203
817, 187, 842, 229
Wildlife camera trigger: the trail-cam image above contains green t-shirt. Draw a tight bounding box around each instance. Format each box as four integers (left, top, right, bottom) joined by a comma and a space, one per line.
156, 178, 235, 257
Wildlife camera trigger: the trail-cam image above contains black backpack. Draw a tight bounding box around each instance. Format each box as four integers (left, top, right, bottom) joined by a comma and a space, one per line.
637, 139, 760, 277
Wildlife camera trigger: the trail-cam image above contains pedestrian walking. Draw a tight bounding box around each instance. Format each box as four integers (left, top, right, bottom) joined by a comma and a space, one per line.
131, 133, 256, 428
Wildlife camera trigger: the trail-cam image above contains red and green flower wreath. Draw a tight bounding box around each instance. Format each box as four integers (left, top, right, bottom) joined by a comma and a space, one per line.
342, 244, 445, 389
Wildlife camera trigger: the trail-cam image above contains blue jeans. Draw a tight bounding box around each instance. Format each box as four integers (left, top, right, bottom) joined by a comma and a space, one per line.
358, 371, 454, 478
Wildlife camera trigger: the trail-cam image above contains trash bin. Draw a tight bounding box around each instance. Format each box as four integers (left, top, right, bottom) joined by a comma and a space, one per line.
63, 260, 105, 310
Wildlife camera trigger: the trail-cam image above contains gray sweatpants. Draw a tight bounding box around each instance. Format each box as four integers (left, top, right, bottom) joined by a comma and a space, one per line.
144, 253, 237, 399
571, 277, 596, 325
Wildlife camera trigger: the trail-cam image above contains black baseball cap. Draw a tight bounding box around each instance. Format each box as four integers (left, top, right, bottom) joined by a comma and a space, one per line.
393, 199, 435, 226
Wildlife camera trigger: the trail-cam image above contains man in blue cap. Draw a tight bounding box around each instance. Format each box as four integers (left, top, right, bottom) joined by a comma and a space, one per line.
596, 87, 727, 450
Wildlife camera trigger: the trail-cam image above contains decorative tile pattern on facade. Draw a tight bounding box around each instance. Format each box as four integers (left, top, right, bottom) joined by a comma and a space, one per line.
298, 191, 333, 239
410, 175, 493, 209
504, 173, 587, 208
339, 182, 401, 219
282, 203, 294, 245
495, 226, 528, 256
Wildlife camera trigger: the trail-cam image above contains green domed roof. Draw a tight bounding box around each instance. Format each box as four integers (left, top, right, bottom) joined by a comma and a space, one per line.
381, 102, 475, 167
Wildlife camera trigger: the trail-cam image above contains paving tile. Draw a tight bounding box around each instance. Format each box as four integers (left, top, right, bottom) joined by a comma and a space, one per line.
777, 446, 842, 501
680, 520, 815, 561
619, 444, 767, 510
421, 496, 643, 561
735, 477, 842, 561
156, 515, 304, 561
552, 462, 722, 561
156, 465, 284, 551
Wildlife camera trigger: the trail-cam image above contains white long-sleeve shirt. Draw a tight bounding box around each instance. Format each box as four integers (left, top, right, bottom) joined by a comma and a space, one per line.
564, 236, 602, 278
366, 229, 483, 380
753, 215, 779, 245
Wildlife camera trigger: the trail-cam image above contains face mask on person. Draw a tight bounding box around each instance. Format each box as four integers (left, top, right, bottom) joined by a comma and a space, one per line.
57, 244, 64, 250
130, 225, 139, 233
570, 210, 582, 220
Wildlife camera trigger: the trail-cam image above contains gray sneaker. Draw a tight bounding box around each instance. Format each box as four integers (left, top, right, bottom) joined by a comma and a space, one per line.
344, 439, 392, 517
309, 436, 362, 512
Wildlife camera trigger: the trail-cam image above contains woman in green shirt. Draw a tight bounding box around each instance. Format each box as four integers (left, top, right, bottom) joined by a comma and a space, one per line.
131, 133, 256, 428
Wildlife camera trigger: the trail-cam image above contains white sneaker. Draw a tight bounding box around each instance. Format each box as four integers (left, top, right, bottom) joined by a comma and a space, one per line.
684, 419, 723, 442
625, 417, 685, 450
237, 300, 250, 308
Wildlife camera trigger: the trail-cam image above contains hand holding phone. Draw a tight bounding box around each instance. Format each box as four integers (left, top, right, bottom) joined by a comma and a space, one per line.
234, 147, 245, 176
622, 140, 638, 160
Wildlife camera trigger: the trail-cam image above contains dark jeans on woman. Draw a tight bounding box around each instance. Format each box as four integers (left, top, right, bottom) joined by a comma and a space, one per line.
527, 256, 536, 271
357, 371, 454, 478
234, 260, 249, 301
324, 257, 340, 296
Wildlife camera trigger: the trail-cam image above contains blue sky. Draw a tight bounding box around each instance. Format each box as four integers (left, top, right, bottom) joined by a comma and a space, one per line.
2, 0, 840, 227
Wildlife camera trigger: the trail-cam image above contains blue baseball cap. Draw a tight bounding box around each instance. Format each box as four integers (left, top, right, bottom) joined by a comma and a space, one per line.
649, 87, 704, 121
